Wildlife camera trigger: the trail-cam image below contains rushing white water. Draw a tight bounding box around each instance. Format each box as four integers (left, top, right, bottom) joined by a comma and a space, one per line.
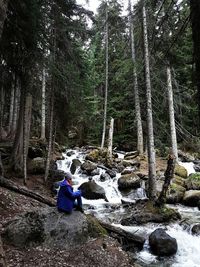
57, 149, 200, 267
178, 161, 196, 176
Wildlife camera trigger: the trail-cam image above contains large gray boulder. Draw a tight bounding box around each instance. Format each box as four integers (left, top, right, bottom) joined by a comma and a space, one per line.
149, 228, 178, 256
118, 173, 140, 190
79, 180, 107, 200
191, 223, 200, 235
81, 160, 97, 174
70, 158, 82, 174
183, 190, 200, 207
2, 207, 106, 249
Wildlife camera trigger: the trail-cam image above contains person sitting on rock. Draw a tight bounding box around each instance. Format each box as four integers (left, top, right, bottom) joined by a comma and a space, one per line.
57, 172, 84, 213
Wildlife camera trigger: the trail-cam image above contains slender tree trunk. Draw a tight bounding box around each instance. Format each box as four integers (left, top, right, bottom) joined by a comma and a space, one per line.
190, 0, 200, 127
0, 85, 5, 139
0, 152, 4, 177
172, 68, 183, 125
101, 4, 108, 149
41, 67, 46, 140
143, 3, 156, 200
10, 86, 24, 172
12, 82, 20, 135
129, 0, 144, 155
44, 92, 54, 182
167, 65, 178, 162
156, 153, 175, 207
23, 94, 32, 185
107, 117, 114, 159
0, 0, 9, 39
8, 74, 15, 133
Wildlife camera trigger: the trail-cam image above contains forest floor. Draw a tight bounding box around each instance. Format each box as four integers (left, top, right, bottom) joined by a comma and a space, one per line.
0, 155, 168, 267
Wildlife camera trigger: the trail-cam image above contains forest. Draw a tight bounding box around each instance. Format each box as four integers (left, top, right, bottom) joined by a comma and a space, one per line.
0, 0, 200, 180
1, 1, 200, 266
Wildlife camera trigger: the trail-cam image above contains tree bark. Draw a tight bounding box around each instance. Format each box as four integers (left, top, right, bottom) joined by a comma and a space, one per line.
11, 81, 21, 135
0, 152, 4, 177
190, 0, 200, 127
143, 3, 156, 200
167, 65, 178, 162
107, 117, 114, 159
129, 0, 144, 155
10, 85, 24, 172
8, 75, 15, 134
41, 67, 46, 140
44, 93, 54, 182
0, 85, 5, 140
0, 176, 56, 206
23, 94, 32, 185
0, 0, 9, 39
156, 153, 175, 207
101, 4, 108, 149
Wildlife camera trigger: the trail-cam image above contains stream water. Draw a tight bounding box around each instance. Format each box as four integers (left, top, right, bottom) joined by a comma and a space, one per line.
57, 149, 200, 267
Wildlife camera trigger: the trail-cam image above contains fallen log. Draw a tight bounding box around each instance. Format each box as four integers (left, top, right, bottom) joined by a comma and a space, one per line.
0, 176, 56, 207
99, 221, 145, 251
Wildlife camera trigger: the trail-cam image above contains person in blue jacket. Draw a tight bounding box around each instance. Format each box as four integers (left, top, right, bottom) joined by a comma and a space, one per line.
57, 172, 83, 213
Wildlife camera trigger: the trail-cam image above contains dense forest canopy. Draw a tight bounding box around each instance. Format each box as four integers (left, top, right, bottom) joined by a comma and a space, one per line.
0, 0, 200, 179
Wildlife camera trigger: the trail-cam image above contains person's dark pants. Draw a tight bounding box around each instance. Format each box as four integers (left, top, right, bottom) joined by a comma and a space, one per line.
74, 195, 82, 209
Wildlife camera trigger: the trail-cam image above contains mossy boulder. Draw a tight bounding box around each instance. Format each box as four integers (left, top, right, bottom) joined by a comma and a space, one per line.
183, 190, 200, 207
166, 183, 186, 204
118, 173, 140, 190
174, 164, 187, 178
85, 149, 100, 162
121, 201, 181, 225
2, 207, 107, 249
172, 175, 186, 187
185, 173, 200, 190
85, 148, 109, 164
86, 215, 107, 237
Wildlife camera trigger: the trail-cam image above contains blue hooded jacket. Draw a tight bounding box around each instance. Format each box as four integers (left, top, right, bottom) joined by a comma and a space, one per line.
57, 180, 81, 213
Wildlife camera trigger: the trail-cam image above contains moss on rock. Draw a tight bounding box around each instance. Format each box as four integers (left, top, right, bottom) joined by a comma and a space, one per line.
174, 164, 187, 178
86, 215, 107, 238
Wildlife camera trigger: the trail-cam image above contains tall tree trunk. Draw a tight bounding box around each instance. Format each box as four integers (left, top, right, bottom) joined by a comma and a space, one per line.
129, 0, 144, 155
12, 81, 20, 136
10, 86, 24, 172
107, 117, 114, 160
44, 92, 54, 182
167, 65, 178, 162
0, 0, 9, 39
8, 74, 15, 133
23, 94, 32, 185
41, 67, 46, 140
190, 0, 200, 127
0, 152, 4, 177
0, 85, 5, 139
101, 4, 108, 149
143, 3, 156, 200
156, 153, 175, 207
